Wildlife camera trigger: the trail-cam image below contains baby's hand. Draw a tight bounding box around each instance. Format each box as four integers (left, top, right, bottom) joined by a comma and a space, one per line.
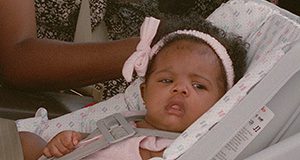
43, 130, 82, 158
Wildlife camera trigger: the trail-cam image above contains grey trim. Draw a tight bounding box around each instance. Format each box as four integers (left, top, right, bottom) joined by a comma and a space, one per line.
178, 39, 300, 159
244, 132, 300, 160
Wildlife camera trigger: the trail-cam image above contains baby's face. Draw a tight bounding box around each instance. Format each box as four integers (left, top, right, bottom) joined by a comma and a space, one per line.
141, 40, 226, 132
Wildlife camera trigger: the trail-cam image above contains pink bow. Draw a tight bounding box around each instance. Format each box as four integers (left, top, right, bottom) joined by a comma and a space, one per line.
122, 17, 160, 82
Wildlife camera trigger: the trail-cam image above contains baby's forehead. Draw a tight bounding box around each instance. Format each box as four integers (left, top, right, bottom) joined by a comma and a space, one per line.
157, 39, 217, 58
152, 43, 220, 70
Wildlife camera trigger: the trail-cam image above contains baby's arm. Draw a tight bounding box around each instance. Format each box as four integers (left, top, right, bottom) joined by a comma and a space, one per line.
43, 131, 88, 158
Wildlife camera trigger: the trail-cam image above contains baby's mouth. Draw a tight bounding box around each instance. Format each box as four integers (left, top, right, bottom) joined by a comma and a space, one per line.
165, 103, 185, 117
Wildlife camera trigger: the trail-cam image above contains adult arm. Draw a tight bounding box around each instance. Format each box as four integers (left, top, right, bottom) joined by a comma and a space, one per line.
0, 0, 138, 91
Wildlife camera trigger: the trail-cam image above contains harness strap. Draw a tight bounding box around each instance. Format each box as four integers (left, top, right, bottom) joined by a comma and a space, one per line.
54, 113, 179, 160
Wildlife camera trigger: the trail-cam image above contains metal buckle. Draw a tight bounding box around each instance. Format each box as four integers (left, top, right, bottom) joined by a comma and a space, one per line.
96, 113, 136, 144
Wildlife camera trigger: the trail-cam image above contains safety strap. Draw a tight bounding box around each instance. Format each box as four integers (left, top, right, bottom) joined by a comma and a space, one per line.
54, 113, 179, 160
72, 0, 109, 102
74, 0, 108, 43
74, 0, 92, 43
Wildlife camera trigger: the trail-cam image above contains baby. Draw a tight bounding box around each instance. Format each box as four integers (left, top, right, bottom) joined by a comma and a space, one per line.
22, 14, 247, 160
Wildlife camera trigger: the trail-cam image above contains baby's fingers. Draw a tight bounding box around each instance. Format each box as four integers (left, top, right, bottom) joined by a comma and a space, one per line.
60, 131, 81, 150
72, 131, 83, 146
43, 145, 64, 158
55, 139, 73, 155
43, 142, 70, 158
60, 135, 76, 149
43, 147, 52, 158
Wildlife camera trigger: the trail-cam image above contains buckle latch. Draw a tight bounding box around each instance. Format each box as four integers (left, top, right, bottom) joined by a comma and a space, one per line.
97, 113, 136, 143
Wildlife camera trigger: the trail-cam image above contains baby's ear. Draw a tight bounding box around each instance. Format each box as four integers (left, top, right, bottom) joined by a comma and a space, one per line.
140, 83, 148, 108
140, 82, 146, 101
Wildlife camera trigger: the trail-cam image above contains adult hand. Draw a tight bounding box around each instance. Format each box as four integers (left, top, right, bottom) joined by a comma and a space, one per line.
0, 0, 138, 91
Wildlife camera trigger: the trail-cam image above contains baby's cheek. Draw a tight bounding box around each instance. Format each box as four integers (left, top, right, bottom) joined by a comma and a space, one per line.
189, 107, 207, 120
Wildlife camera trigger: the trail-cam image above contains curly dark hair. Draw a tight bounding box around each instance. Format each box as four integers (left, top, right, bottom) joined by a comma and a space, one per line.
158, 0, 196, 15
148, 14, 248, 86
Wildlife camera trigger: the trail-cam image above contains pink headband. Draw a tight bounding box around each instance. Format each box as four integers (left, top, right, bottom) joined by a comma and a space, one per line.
122, 17, 234, 89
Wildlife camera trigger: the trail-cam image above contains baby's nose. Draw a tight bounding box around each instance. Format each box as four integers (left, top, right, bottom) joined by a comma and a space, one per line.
172, 83, 189, 96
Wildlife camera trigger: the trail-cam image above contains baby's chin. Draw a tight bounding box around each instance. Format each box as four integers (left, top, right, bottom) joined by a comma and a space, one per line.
163, 119, 190, 132
157, 123, 188, 133
143, 117, 189, 132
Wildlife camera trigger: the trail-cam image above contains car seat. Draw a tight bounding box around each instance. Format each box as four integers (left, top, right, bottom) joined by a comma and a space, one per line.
13, 0, 300, 159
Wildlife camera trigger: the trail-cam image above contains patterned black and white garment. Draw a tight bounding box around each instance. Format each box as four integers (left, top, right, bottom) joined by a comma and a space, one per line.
34, 0, 227, 100
104, 0, 228, 40
35, 0, 106, 41
35, 0, 130, 101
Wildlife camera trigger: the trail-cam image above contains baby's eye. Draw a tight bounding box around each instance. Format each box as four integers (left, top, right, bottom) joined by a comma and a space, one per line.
159, 79, 173, 83
192, 83, 206, 90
